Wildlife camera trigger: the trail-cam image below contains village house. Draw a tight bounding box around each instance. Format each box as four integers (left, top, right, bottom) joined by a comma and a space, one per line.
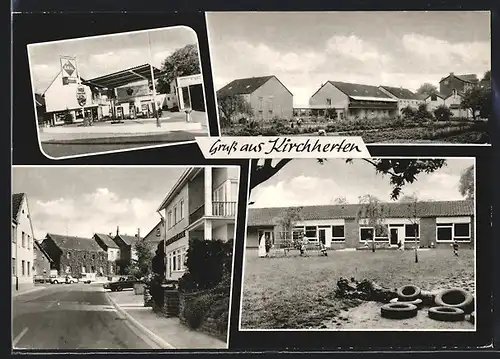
157, 167, 239, 280
93, 233, 121, 275
33, 240, 52, 279
112, 227, 141, 274
439, 72, 479, 98
309, 81, 399, 120
142, 220, 166, 255
216, 75, 293, 121
246, 200, 474, 251
378, 85, 424, 116
424, 92, 447, 112
40, 234, 108, 277
12, 193, 35, 292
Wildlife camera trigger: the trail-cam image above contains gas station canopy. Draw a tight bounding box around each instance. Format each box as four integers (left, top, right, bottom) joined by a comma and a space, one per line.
81, 64, 164, 90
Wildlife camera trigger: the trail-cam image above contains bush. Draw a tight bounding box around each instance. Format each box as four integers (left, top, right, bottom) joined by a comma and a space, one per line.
401, 106, 415, 120
184, 292, 219, 329
434, 105, 453, 122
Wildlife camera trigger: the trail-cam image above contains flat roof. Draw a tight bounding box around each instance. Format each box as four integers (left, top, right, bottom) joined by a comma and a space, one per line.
82, 64, 163, 90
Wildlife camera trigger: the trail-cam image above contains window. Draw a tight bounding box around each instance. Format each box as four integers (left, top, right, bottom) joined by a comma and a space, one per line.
305, 226, 317, 242
374, 226, 389, 241
437, 225, 452, 242
21, 232, 26, 248
431, 94, 437, 101
82, 266, 86, 273
27, 262, 30, 276
326, 98, 332, 106
340, 112, 344, 120
436, 222, 470, 242
27, 235, 31, 250
360, 227, 374, 242
454, 223, 471, 241
174, 207, 178, 224
332, 225, 345, 241
168, 210, 172, 228
405, 224, 420, 241
66, 266, 71, 274
21, 260, 25, 276
180, 200, 184, 220
12, 258, 15, 276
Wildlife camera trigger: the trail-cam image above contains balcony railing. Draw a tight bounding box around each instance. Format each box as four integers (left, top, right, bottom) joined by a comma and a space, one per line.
189, 204, 205, 224
212, 201, 237, 217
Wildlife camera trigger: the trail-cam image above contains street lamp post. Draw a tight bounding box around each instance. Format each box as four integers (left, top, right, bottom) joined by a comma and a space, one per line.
147, 32, 161, 128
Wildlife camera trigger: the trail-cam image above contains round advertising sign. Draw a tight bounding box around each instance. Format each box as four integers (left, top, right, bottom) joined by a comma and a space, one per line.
76, 85, 87, 107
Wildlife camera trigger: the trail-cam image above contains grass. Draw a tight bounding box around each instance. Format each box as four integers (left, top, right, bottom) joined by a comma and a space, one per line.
240, 249, 474, 329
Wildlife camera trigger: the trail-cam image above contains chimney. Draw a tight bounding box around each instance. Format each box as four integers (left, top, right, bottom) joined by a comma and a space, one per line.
116, 226, 119, 236
450, 72, 454, 77
137, 228, 141, 240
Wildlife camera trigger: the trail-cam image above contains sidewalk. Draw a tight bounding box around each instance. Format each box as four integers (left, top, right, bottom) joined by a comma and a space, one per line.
13, 285, 46, 298
105, 289, 227, 349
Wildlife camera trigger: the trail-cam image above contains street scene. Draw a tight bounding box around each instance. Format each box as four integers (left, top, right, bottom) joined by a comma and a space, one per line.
241, 158, 476, 330
207, 12, 491, 143
28, 26, 209, 159
12, 166, 239, 350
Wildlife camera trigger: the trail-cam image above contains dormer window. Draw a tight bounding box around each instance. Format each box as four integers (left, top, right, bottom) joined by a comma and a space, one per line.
431, 94, 437, 101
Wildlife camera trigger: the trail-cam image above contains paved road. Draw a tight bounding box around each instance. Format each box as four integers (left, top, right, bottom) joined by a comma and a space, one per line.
12, 283, 153, 350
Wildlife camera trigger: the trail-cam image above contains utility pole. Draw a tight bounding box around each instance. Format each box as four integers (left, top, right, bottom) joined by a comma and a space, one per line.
147, 31, 161, 128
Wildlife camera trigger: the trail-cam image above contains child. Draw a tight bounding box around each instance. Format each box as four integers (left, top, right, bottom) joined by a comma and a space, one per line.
397, 240, 403, 251
300, 243, 307, 256
319, 242, 328, 256
452, 240, 460, 257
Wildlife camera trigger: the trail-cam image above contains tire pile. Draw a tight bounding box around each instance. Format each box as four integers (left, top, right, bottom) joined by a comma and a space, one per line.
381, 285, 475, 323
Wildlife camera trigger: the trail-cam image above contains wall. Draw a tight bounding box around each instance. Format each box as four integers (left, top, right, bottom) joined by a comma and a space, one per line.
12, 197, 35, 291
164, 183, 189, 240
347, 107, 397, 120
440, 75, 472, 98
165, 235, 189, 280
425, 96, 445, 111
58, 248, 109, 277
44, 72, 96, 113
33, 244, 51, 277
309, 82, 349, 110
188, 170, 204, 219
445, 93, 472, 119
250, 77, 294, 121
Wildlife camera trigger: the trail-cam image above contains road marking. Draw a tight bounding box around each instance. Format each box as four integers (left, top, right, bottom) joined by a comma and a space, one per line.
12, 327, 29, 348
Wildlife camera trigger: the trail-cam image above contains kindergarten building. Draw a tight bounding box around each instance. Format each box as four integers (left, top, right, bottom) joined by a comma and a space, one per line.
246, 200, 474, 251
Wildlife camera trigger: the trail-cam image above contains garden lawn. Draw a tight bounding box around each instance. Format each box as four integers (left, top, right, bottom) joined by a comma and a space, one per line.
240, 249, 474, 329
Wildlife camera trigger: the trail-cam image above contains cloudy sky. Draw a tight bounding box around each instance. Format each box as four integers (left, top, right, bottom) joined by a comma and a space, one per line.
28, 26, 199, 93
12, 166, 189, 240
249, 158, 474, 208
207, 12, 491, 106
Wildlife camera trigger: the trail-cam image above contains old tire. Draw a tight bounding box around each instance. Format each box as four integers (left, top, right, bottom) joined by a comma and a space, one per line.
397, 285, 421, 302
390, 297, 423, 309
434, 288, 474, 314
469, 311, 475, 324
428, 306, 465, 322
381, 302, 418, 319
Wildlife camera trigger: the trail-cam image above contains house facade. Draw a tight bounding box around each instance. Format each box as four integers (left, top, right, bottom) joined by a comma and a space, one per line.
41, 234, 108, 277
143, 220, 166, 255
217, 75, 293, 121
112, 228, 140, 274
33, 240, 52, 278
157, 167, 239, 280
246, 200, 474, 251
12, 193, 35, 292
309, 81, 399, 120
93, 233, 121, 275
444, 90, 473, 119
424, 93, 447, 111
378, 86, 423, 116
439, 73, 479, 98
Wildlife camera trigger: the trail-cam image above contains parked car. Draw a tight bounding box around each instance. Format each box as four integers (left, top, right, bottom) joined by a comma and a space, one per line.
103, 276, 141, 292
80, 273, 94, 284
34, 275, 49, 284
49, 275, 66, 284
65, 275, 78, 284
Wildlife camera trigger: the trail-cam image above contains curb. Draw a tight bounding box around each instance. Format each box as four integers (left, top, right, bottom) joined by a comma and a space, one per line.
13, 286, 46, 298
105, 292, 176, 349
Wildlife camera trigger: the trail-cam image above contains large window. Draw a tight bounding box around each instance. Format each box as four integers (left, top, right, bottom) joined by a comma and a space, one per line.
332, 225, 345, 242
168, 247, 187, 274
360, 227, 374, 242
374, 225, 389, 241
437, 222, 471, 242
405, 224, 420, 242
305, 226, 317, 242
21, 260, 25, 276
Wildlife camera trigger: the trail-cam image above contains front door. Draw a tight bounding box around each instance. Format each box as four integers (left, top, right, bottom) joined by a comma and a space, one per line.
319, 229, 326, 246
390, 228, 399, 245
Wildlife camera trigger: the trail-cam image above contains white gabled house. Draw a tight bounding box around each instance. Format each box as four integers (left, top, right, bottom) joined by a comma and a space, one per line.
157, 167, 240, 280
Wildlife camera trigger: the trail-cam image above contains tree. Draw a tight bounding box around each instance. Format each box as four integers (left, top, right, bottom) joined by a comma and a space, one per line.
433, 105, 453, 122
461, 87, 491, 120
459, 165, 474, 201
277, 207, 303, 254
416, 83, 438, 98
325, 108, 338, 120
217, 94, 253, 126
402, 194, 420, 263
126, 239, 154, 279
357, 194, 387, 253
250, 159, 447, 201
401, 106, 415, 120
157, 44, 200, 94
415, 103, 433, 121
332, 196, 348, 204
481, 70, 491, 87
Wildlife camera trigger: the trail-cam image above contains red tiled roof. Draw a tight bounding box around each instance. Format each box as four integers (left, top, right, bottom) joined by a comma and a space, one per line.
217, 75, 293, 97
117, 234, 140, 246
247, 200, 474, 227
329, 81, 392, 99
12, 193, 25, 222
440, 73, 479, 84
46, 233, 105, 252
94, 233, 119, 249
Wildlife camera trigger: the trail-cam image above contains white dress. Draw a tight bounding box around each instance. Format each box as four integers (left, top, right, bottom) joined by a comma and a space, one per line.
258, 234, 267, 257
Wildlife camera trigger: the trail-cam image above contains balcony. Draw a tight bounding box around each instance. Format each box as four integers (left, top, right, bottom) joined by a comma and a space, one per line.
212, 202, 237, 217
189, 204, 205, 224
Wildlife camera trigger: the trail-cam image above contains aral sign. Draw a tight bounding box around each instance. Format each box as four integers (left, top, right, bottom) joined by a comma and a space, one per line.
76, 85, 87, 107
60, 56, 79, 86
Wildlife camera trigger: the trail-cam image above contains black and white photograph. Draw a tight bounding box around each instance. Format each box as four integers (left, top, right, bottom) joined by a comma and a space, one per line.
12, 165, 239, 349
207, 12, 491, 144
240, 158, 476, 330
28, 26, 209, 159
